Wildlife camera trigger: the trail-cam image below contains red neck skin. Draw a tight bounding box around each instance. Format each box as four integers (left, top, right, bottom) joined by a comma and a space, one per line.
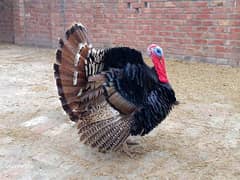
151, 54, 169, 83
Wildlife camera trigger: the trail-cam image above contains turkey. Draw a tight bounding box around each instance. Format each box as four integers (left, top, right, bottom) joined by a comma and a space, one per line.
54, 23, 177, 153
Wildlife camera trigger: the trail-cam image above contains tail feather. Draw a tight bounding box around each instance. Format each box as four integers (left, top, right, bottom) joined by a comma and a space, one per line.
58, 40, 75, 61
78, 115, 133, 152
65, 31, 79, 50
57, 79, 86, 87
97, 121, 124, 151
94, 126, 120, 150
66, 24, 89, 43
54, 23, 92, 121
78, 116, 114, 134
64, 24, 90, 54
83, 119, 117, 147
111, 119, 132, 151
54, 23, 108, 122
54, 23, 137, 152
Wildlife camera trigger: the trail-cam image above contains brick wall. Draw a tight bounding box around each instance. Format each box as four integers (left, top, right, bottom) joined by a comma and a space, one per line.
6, 0, 240, 65
0, 0, 14, 43
13, 0, 52, 46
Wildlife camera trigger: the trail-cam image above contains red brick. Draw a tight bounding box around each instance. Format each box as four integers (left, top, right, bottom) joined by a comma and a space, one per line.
215, 33, 229, 39
229, 14, 240, 19
187, 33, 203, 38
229, 40, 240, 47
195, 27, 208, 31
202, 21, 214, 26
187, 20, 202, 26
201, 8, 214, 14
215, 46, 226, 53
208, 40, 225, 46
179, 26, 193, 32
195, 2, 208, 7
232, 21, 240, 26
211, 14, 228, 19
229, 32, 240, 39
164, 26, 178, 31
195, 14, 210, 19
178, 39, 192, 44
193, 39, 207, 45
231, 28, 240, 33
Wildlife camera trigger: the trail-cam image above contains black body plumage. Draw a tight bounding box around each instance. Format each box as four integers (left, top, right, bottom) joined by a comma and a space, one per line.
98, 47, 177, 136
102, 47, 145, 70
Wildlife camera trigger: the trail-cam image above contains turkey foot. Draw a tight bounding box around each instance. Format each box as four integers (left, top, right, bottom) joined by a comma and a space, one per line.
121, 141, 143, 158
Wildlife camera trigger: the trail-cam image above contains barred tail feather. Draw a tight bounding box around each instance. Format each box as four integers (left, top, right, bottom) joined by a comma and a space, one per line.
78, 115, 133, 152
54, 24, 90, 121
54, 23, 108, 122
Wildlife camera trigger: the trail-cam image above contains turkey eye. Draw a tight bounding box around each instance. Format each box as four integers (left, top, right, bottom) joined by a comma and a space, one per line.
154, 48, 162, 57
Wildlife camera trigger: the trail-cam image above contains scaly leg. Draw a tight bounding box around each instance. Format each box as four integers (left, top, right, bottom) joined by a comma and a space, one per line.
122, 141, 134, 158
126, 139, 139, 146
120, 141, 143, 158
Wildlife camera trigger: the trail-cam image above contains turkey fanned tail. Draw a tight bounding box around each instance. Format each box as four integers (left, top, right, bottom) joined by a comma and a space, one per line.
54, 23, 176, 152
54, 23, 106, 121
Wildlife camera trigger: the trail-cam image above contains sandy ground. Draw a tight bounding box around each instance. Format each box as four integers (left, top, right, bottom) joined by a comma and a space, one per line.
0, 43, 239, 179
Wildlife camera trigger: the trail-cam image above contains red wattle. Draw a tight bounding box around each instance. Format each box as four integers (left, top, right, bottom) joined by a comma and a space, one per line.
151, 54, 169, 83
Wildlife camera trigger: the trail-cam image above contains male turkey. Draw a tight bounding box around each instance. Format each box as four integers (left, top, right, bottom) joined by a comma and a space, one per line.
54, 23, 177, 153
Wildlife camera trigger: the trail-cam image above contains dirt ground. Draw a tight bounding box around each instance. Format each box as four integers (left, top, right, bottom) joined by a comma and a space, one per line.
0, 43, 239, 179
